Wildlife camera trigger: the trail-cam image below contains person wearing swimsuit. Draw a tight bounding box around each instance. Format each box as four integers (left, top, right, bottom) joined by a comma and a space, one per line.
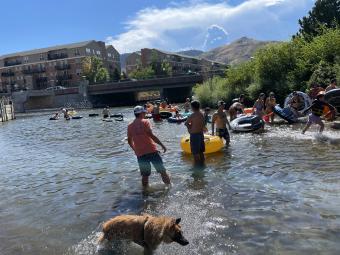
212, 101, 231, 145
253, 93, 265, 118
229, 94, 245, 121
288, 91, 303, 117
265, 92, 276, 123
302, 92, 336, 134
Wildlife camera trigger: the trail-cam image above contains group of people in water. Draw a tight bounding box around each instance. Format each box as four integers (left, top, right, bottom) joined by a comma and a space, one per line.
127, 79, 338, 187
50, 108, 75, 120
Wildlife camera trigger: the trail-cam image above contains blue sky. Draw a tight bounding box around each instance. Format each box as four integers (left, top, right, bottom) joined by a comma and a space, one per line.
0, 0, 314, 55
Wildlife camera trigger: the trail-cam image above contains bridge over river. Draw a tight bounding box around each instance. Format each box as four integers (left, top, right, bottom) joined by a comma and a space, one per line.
7, 75, 203, 111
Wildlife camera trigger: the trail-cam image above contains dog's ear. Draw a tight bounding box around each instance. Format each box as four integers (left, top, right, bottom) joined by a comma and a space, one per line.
175, 218, 181, 224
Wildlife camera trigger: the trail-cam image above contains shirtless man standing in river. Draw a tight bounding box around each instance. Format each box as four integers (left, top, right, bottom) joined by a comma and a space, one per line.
185, 101, 207, 167
212, 101, 231, 145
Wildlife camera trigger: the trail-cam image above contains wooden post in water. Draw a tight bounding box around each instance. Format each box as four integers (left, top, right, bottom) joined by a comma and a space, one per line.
0, 96, 15, 122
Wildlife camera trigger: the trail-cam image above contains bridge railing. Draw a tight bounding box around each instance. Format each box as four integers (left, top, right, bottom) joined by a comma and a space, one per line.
87, 74, 203, 93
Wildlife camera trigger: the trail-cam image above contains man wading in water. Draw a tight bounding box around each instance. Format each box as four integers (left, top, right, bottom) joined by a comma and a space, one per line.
212, 101, 231, 145
127, 106, 171, 187
185, 101, 207, 167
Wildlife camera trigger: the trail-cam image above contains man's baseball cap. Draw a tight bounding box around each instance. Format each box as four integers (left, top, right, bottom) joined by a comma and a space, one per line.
134, 106, 147, 114
218, 100, 225, 106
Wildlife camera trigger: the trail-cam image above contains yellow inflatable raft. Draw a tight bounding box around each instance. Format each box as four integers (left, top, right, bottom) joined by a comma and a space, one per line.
181, 135, 224, 154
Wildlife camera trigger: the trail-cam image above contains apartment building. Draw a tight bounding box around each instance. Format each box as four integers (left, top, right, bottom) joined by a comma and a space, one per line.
133, 48, 226, 76
0, 40, 120, 92
125, 52, 141, 75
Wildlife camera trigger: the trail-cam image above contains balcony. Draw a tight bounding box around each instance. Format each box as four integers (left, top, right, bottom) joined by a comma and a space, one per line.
56, 74, 72, 81
55, 64, 71, 70
4, 60, 22, 67
1, 71, 15, 77
22, 67, 46, 74
48, 53, 68, 60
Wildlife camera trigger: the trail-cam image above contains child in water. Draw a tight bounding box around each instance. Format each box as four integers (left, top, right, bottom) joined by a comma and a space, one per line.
301, 91, 336, 134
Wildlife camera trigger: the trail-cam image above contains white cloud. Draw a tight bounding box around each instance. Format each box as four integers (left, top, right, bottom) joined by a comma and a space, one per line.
106, 0, 313, 53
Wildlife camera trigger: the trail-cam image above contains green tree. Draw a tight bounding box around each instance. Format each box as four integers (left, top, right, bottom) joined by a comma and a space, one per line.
161, 61, 172, 76
297, 0, 340, 40
129, 66, 155, 80
112, 68, 121, 81
308, 60, 336, 87
96, 67, 110, 83
82, 56, 109, 84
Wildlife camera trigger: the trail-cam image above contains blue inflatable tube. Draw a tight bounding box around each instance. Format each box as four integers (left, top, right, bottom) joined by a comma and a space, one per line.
273, 105, 297, 124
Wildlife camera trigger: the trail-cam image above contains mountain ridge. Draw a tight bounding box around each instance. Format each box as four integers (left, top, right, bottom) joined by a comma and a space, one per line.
120, 37, 276, 70
199, 37, 276, 65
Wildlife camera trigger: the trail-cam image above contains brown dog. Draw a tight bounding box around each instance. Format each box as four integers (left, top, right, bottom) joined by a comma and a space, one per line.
98, 214, 189, 252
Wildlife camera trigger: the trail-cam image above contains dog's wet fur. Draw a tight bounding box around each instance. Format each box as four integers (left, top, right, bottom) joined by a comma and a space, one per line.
98, 214, 189, 253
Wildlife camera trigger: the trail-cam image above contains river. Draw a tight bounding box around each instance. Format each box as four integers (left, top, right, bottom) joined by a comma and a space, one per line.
1, 108, 340, 255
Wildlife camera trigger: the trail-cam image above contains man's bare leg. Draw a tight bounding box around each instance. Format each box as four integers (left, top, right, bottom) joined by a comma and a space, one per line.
160, 171, 171, 185
142, 176, 149, 187
319, 122, 324, 133
302, 123, 312, 134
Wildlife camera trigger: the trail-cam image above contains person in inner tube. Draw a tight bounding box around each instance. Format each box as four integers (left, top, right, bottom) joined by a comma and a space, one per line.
301, 91, 336, 134
288, 91, 304, 117
265, 92, 276, 123
229, 94, 245, 121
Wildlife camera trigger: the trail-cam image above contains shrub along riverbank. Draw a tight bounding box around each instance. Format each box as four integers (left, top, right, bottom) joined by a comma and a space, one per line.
194, 28, 340, 107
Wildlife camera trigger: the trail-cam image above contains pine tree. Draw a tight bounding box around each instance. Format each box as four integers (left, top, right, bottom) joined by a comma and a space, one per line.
297, 0, 340, 40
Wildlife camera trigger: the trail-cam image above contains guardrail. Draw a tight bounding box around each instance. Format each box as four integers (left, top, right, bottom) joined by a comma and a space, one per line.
87, 75, 203, 94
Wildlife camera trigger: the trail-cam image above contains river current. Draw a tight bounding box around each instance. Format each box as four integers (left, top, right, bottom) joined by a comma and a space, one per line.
1, 108, 340, 255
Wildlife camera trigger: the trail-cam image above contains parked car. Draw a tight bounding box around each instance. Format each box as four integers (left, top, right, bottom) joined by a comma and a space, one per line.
45, 86, 66, 91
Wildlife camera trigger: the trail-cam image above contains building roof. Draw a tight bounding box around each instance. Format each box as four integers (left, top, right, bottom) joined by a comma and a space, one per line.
0, 40, 95, 60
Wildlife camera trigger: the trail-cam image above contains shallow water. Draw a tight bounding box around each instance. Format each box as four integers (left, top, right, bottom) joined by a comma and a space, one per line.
1, 109, 340, 255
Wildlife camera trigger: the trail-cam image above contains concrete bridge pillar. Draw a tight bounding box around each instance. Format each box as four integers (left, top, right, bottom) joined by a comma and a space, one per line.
159, 88, 165, 99
11, 91, 28, 113
78, 79, 89, 100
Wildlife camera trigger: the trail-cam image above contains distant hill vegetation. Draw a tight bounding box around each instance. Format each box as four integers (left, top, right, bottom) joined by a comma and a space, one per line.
200, 37, 275, 65
120, 37, 275, 70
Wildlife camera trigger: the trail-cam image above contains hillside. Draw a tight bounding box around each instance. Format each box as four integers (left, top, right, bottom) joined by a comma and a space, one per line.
120, 37, 275, 70
200, 37, 275, 65
176, 49, 204, 57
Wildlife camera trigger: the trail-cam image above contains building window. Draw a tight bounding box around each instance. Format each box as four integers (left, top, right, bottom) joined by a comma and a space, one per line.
96, 50, 101, 55
24, 56, 29, 63
40, 54, 44, 60
92, 49, 95, 54
108, 53, 112, 57
86, 48, 91, 54
75, 49, 80, 56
